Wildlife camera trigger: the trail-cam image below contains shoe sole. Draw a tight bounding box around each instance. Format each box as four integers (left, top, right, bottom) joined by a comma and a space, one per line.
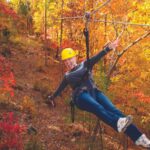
121, 115, 133, 132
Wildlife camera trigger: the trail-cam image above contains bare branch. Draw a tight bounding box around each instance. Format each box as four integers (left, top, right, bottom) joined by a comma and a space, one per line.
119, 31, 150, 56
107, 31, 150, 77
109, 25, 126, 69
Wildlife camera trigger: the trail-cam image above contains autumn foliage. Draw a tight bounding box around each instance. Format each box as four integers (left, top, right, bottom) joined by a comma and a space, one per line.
0, 0, 149, 149
0, 112, 26, 150
0, 56, 16, 97
134, 91, 150, 103
0, 2, 19, 19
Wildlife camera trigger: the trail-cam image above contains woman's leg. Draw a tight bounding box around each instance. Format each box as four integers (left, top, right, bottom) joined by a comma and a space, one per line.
95, 90, 142, 142
75, 91, 120, 131
125, 124, 142, 142
95, 90, 125, 117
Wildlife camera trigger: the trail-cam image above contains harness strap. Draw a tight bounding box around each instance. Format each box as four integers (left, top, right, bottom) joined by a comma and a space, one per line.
69, 12, 91, 123
83, 28, 90, 71
70, 99, 75, 123
84, 12, 91, 72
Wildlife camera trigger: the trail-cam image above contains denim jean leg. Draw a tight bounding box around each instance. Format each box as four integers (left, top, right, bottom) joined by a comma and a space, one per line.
95, 90, 125, 117
124, 124, 142, 142
95, 90, 142, 142
75, 91, 119, 131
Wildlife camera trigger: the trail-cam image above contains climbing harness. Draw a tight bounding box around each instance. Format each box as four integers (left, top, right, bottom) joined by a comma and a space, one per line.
69, 5, 110, 123
70, 12, 91, 123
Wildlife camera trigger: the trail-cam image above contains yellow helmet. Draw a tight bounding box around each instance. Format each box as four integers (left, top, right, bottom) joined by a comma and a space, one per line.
61, 48, 76, 60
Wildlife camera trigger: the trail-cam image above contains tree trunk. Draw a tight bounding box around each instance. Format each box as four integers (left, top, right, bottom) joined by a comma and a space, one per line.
56, 0, 64, 59
44, 0, 48, 66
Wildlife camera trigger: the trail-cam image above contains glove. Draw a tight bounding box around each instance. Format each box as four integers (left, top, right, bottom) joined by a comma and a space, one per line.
45, 95, 56, 107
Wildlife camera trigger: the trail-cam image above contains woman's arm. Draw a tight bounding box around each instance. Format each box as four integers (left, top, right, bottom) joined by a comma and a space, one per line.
51, 76, 68, 99
85, 39, 119, 68
87, 47, 111, 68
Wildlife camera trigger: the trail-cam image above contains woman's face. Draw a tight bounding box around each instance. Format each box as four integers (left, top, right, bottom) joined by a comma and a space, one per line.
63, 56, 77, 71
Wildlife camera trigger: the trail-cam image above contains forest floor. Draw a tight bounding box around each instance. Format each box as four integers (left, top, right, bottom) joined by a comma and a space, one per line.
0, 35, 144, 150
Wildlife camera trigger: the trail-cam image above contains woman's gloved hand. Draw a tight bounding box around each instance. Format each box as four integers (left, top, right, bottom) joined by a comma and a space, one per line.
45, 95, 56, 107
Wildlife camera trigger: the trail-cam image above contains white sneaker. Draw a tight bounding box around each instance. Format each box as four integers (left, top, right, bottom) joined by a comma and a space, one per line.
117, 115, 133, 132
135, 134, 150, 148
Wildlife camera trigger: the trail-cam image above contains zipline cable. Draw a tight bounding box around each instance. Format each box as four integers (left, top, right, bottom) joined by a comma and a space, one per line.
93, 19, 150, 27
58, 16, 84, 20
57, 0, 111, 20
56, 0, 150, 28
57, 16, 150, 27
91, 0, 111, 15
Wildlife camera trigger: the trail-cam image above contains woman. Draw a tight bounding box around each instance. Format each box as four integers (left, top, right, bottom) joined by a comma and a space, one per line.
46, 39, 150, 148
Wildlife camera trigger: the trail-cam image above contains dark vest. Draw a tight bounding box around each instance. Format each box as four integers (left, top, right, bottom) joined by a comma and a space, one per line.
65, 62, 97, 99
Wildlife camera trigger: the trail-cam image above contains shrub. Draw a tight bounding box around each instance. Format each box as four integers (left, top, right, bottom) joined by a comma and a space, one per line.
0, 44, 11, 58
2, 27, 11, 42
0, 92, 10, 108
35, 58, 46, 73
0, 56, 15, 97
0, 112, 26, 150
25, 136, 44, 150
33, 78, 51, 98
21, 96, 37, 117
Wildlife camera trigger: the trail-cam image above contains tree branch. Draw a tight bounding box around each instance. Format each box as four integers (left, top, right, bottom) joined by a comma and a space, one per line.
107, 30, 150, 77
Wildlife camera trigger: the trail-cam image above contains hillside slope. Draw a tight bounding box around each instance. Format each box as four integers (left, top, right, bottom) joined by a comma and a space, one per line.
1, 35, 143, 150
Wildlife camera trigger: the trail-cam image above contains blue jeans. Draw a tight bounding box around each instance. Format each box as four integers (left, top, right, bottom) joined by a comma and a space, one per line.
74, 89, 142, 142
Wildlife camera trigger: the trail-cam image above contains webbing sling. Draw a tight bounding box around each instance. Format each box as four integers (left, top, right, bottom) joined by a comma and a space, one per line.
84, 12, 91, 72
70, 12, 91, 123
83, 28, 90, 71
